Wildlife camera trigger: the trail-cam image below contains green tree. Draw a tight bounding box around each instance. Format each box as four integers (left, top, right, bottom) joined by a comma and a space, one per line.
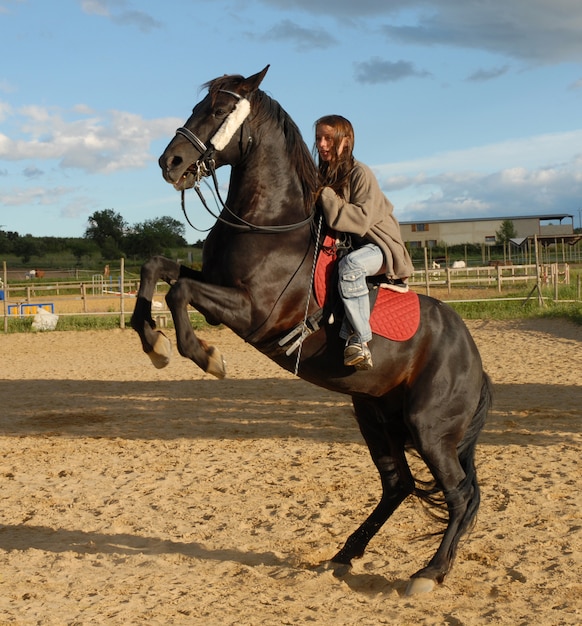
69, 239, 100, 265
85, 209, 127, 258
496, 219, 517, 245
125, 216, 187, 257
13, 235, 45, 264
0, 229, 19, 255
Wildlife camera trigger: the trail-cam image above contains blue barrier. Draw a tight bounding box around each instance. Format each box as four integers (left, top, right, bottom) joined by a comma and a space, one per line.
7, 303, 55, 316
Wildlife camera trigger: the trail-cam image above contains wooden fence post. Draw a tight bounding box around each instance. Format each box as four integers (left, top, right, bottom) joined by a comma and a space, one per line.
423, 247, 430, 296
120, 257, 125, 329
534, 235, 543, 307
81, 283, 87, 313
2, 261, 7, 333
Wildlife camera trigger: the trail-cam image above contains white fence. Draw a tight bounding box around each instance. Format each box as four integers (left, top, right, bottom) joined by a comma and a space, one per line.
411, 262, 571, 295
1, 258, 580, 333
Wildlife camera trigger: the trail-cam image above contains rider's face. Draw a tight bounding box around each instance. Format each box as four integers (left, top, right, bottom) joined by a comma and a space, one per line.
316, 124, 347, 162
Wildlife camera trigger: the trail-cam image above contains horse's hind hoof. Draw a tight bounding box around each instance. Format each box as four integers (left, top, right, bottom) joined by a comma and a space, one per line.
148, 331, 172, 369
405, 576, 435, 595
318, 560, 352, 578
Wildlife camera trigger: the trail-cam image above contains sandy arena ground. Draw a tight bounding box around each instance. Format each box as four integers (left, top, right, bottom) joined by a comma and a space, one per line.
0, 318, 581, 625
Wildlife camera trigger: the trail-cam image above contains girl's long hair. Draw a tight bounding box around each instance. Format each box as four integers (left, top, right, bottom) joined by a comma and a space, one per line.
314, 115, 355, 200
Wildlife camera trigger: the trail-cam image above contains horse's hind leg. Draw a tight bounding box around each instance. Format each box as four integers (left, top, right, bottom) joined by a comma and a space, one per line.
331, 396, 414, 572
405, 388, 485, 594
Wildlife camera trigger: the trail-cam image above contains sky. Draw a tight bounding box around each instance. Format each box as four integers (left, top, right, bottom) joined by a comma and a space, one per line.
1, 0, 582, 241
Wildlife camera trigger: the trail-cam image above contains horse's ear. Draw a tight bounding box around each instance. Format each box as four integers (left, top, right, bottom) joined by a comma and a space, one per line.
241, 65, 270, 96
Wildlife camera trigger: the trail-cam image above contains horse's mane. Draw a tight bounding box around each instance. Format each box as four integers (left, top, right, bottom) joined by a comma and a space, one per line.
204, 74, 319, 213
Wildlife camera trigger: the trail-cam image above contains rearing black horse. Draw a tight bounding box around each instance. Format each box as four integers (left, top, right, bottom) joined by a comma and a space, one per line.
131, 66, 492, 595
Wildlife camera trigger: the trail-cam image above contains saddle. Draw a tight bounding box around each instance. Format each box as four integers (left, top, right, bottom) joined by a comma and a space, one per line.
315, 234, 420, 342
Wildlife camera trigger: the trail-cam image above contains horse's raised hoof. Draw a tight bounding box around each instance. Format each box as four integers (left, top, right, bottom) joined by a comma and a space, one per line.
405, 576, 435, 596
205, 345, 226, 379
147, 331, 172, 369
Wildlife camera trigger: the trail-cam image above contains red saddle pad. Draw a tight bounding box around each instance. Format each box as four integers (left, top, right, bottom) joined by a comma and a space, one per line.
315, 236, 420, 342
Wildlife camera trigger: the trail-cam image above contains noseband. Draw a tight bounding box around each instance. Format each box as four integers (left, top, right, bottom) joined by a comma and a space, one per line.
175, 126, 208, 156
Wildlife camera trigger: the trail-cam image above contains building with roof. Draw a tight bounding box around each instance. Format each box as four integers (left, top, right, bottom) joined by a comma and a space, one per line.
400, 214, 576, 248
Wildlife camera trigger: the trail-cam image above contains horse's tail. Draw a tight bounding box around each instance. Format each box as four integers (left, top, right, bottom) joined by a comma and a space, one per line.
415, 371, 493, 528
455, 371, 493, 533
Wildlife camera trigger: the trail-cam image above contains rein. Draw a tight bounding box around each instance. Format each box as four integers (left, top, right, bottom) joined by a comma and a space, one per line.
181, 162, 316, 234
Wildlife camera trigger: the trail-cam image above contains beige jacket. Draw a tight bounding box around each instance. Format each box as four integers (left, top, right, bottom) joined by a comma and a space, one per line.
319, 160, 414, 279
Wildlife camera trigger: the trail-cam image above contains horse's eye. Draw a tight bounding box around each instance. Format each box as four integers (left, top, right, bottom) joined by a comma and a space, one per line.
215, 108, 227, 118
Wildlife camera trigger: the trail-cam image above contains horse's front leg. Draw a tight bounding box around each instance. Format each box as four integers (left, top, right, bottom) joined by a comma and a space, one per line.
131, 256, 226, 376
132, 257, 254, 378
131, 256, 183, 369
164, 272, 254, 379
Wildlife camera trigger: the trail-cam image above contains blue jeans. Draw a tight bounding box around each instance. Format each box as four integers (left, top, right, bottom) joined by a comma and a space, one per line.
338, 243, 384, 343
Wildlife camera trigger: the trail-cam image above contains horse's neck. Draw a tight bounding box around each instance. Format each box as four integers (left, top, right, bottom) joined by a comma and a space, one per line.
227, 146, 309, 226
203, 136, 317, 297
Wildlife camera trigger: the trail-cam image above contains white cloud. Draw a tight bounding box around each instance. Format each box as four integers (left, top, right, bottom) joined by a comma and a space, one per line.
0, 104, 182, 174
375, 132, 582, 220
0, 186, 73, 207
375, 130, 582, 177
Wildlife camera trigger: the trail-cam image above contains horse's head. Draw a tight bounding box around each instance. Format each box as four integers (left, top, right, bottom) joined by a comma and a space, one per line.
159, 66, 270, 191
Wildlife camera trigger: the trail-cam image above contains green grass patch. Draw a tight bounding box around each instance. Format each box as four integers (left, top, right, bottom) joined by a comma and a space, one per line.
448, 298, 582, 325
1, 311, 212, 333
536, 302, 582, 325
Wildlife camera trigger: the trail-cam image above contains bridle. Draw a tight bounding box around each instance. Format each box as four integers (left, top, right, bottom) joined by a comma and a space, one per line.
172, 89, 316, 234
